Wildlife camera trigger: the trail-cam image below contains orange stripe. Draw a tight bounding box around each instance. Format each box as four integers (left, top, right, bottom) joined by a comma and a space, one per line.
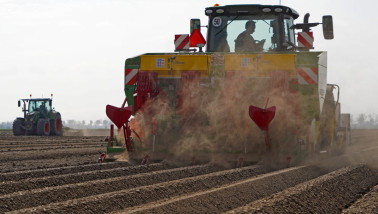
298, 35, 312, 47
298, 68, 316, 84
311, 67, 318, 75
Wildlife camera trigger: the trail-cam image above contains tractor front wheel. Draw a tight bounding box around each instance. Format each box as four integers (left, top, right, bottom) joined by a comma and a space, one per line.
37, 119, 50, 136
12, 118, 25, 136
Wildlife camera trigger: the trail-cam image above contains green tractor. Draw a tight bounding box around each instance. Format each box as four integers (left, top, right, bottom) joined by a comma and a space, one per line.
13, 96, 63, 136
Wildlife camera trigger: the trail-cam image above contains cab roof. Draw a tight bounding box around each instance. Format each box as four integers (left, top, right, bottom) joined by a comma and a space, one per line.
205, 4, 299, 19
21, 98, 52, 101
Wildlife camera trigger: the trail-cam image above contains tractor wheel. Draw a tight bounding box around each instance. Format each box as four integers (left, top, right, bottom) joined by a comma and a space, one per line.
37, 119, 50, 136
12, 118, 25, 136
50, 114, 63, 136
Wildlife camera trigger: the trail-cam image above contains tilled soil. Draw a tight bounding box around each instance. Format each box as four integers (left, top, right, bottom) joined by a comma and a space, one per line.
342, 184, 378, 214
227, 165, 377, 214
0, 136, 108, 173
0, 130, 377, 213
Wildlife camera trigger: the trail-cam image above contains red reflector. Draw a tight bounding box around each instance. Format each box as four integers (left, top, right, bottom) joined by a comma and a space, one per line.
190, 29, 206, 47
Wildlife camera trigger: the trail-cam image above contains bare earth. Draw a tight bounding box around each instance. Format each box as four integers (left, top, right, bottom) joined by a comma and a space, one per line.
0, 129, 377, 213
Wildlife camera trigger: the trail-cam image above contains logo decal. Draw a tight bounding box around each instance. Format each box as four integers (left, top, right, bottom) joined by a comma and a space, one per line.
156, 58, 165, 68
241, 58, 250, 67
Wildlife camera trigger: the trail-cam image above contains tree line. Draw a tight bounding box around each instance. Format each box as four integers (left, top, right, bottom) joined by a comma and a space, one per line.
351, 113, 378, 129
1, 114, 378, 129
0, 119, 112, 129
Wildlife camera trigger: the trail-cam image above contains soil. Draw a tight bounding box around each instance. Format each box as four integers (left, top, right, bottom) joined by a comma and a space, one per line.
0, 129, 377, 213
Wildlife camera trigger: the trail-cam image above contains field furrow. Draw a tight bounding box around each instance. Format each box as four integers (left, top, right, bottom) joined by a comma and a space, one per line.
0, 129, 377, 213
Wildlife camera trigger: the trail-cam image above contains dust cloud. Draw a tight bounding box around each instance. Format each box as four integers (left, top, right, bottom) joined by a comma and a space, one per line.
300, 129, 378, 172
63, 128, 109, 136
113, 150, 130, 162
127, 67, 313, 167
344, 129, 378, 169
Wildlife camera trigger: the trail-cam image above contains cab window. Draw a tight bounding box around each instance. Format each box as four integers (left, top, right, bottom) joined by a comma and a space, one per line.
208, 15, 277, 52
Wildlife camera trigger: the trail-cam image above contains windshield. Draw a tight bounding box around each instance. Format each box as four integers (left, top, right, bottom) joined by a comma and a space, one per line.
28, 100, 51, 112
207, 15, 293, 52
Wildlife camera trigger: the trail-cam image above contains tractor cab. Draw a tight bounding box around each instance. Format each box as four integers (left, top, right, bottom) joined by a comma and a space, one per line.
201, 4, 333, 52
25, 99, 52, 113
18, 98, 52, 115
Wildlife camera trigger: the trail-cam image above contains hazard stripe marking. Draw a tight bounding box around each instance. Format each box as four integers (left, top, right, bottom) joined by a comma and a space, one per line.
175, 34, 189, 50
302, 68, 317, 82
175, 35, 186, 48
125, 69, 138, 85
298, 32, 314, 47
298, 37, 311, 47
301, 32, 313, 43
297, 67, 318, 85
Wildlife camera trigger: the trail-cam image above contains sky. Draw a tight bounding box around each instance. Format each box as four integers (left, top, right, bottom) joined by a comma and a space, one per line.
1, 0, 378, 123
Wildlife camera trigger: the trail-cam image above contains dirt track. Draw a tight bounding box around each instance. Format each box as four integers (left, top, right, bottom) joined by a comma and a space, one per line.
0, 129, 377, 213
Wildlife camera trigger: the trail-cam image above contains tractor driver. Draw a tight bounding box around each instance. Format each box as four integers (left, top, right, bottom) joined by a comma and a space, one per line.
235, 20, 265, 52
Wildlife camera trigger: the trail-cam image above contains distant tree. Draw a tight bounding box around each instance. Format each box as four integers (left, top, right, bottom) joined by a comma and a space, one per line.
375, 115, 378, 125
368, 114, 374, 125
95, 120, 101, 127
103, 120, 110, 127
0, 122, 12, 129
58, 119, 112, 129
357, 114, 366, 126
66, 120, 80, 128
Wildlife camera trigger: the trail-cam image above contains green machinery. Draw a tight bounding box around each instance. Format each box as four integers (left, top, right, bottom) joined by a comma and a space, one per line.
105, 4, 351, 165
13, 95, 63, 136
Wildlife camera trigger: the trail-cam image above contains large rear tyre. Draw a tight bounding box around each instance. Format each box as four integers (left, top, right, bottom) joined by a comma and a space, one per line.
50, 114, 63, 136
12, 118, 25, 136
37, 119, 50, 136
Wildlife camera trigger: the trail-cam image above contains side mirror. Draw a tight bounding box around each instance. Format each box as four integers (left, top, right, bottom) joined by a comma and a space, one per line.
49, 100, 52, 108
190, 19, 201, 34
323, 15, 334, 40
18, 100, 21, 107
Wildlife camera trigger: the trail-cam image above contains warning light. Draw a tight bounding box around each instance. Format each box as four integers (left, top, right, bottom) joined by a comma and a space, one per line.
275, 8, 283, 12
30, 94, 32, 98
214, 4, 220, 7
205, 9, 213, 14
262, 8, 272, 12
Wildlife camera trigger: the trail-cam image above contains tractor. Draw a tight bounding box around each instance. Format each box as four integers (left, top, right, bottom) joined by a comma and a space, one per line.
105, 4, 351, 165
13, 95, 63, 136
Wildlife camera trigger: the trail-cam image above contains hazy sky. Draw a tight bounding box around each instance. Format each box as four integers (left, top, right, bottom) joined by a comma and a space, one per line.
1, 0, 377, 122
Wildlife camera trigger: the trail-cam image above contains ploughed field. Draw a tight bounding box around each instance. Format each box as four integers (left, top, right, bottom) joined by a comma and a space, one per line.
0, 129, 377, 213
